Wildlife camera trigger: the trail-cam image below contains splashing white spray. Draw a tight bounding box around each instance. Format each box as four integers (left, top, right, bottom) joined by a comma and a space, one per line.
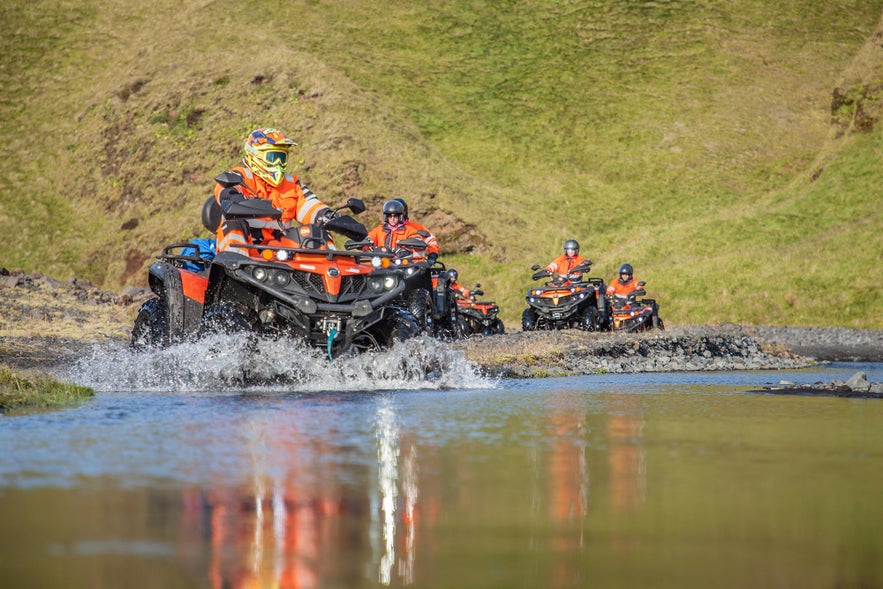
63, 335, 496, 393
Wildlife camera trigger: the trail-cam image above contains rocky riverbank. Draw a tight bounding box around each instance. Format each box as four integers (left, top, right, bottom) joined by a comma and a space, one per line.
2, 269, 882, 379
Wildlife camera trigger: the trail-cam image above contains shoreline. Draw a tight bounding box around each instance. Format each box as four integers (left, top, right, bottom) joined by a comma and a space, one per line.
2, 269, 882, 376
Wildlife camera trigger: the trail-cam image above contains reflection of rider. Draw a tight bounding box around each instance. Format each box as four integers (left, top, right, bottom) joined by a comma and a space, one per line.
213, 128, 332, 253
543, 239, 588, 282
606, 263, 641, 300
367, 198, 440, 264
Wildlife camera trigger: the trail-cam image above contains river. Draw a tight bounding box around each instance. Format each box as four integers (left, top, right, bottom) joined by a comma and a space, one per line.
1, 337, 882, 588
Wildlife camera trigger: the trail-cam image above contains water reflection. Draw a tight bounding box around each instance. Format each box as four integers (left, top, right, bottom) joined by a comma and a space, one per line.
177, 391, 654, 587
605, 392, 646, 554
5, 365, 883, 588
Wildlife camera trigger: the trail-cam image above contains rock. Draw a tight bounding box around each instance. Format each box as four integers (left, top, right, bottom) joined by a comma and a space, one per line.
845, 372, 871, 392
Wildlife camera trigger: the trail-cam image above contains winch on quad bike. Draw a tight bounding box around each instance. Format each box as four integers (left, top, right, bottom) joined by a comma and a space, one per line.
455, 284, 504, 337
343, 236, 464, 340
131, 172, 420, 359
606, 281, 664, 332
521, 262, 608, 331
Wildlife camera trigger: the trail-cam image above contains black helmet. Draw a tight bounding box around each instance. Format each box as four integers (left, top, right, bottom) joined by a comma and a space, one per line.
449, 268, 458, 282
382, 199, 406, 222
564, 239, 580, 254
393, 197, 409, 220
619, 263, 633, 279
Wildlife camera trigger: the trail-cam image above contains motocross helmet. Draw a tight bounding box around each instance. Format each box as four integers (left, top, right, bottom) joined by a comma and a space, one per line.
382, 199, 406, 227
449, 269, 458, 282
243, 128, 295, 187
618, 263, 633, 283
564, 239, 580, 255
393, 198, 409, 220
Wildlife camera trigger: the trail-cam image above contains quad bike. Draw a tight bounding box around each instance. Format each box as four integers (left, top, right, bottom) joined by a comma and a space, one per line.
606, 282, 664, 332
455, 284, 504, 337
131, 172, 419, 359
521, 262, 608, 331
344, 236, 464, 341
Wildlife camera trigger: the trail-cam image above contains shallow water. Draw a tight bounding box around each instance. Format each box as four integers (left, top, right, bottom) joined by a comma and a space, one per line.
2, 338, 882, 589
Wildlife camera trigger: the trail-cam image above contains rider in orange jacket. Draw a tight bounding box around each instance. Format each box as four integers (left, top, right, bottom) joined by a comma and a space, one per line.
446, 269, 476, 299
544, 239, 589, 282
213, 128, 332, 253
606, 263, 642, 299
367, 198, 440, 263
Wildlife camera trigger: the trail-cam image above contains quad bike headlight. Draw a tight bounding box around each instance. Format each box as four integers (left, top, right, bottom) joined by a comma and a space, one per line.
276, 250, 290, 262
368, 276, 384, 292
273, 270, 290, 286
252, 267, 268, 282
368, 274, 398, 292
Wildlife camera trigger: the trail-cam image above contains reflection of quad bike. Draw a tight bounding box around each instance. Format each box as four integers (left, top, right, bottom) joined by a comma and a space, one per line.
456, 284, 504, 337
521, 262, 608, 331
606, 282, 664, 332
347, 237, 464, 340
131, 172, 419, 359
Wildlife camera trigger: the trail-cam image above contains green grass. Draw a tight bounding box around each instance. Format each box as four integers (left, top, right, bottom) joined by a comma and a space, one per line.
0, 365, 94, 413
1, 0, 881, 328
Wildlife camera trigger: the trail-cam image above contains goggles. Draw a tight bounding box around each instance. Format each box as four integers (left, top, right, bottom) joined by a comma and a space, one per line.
262, 150, 288, 166
565, 248, 577, 254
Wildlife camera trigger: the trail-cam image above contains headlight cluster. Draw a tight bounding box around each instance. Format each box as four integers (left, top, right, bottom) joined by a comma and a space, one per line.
367, 274, 398, 293
251, 266, 290, 287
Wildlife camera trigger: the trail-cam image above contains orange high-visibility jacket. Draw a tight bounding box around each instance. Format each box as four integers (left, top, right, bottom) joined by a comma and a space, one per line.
367, 221, 440, 256
213, 165, 329, 252
607, 277, 641, 298
546, 253, 588, 276
403, 220, 439, 256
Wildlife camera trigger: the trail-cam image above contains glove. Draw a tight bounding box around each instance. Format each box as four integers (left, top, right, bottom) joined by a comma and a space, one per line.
317, 208, 338, 225
427, 252, 438, 264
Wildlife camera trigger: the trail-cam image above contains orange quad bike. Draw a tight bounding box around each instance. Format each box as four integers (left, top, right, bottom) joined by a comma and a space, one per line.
455, 284, 504, 337
521, 262, 608, 331
131, 173, 419, 359
606, 281, 664, 332
346, 236, 465, 341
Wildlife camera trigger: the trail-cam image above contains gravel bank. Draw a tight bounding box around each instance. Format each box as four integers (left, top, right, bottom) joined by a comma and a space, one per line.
2, 269, 881, 378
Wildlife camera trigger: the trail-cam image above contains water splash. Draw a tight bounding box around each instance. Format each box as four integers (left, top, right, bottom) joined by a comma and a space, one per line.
63, 335, 495, 393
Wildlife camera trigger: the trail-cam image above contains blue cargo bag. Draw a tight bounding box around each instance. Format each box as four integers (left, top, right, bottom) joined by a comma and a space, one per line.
180, 238, 216, 272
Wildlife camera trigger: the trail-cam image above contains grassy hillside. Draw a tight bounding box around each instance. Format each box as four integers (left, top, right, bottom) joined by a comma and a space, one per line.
1, 0, 881, 328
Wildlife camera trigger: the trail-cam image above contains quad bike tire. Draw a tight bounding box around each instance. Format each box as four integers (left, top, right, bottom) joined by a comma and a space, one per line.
582, 306, 598, 332
492, 319, 505, 335
131, 297, 169, 349
404, 288, 433, 334
652, 315, 665, 330
356, 308, 420, 352
521, 308, 538, 332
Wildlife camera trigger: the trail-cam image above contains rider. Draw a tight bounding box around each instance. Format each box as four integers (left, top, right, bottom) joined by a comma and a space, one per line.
606, 263, 642, 299
393, 198, 440, 264
541, 239, 589, 282
213, 128, 333, 253
367, 198, 440, 264
447, 269, 481, 300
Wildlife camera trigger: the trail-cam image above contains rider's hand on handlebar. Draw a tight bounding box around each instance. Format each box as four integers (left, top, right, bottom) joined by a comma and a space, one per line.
316, 208, 338, 226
